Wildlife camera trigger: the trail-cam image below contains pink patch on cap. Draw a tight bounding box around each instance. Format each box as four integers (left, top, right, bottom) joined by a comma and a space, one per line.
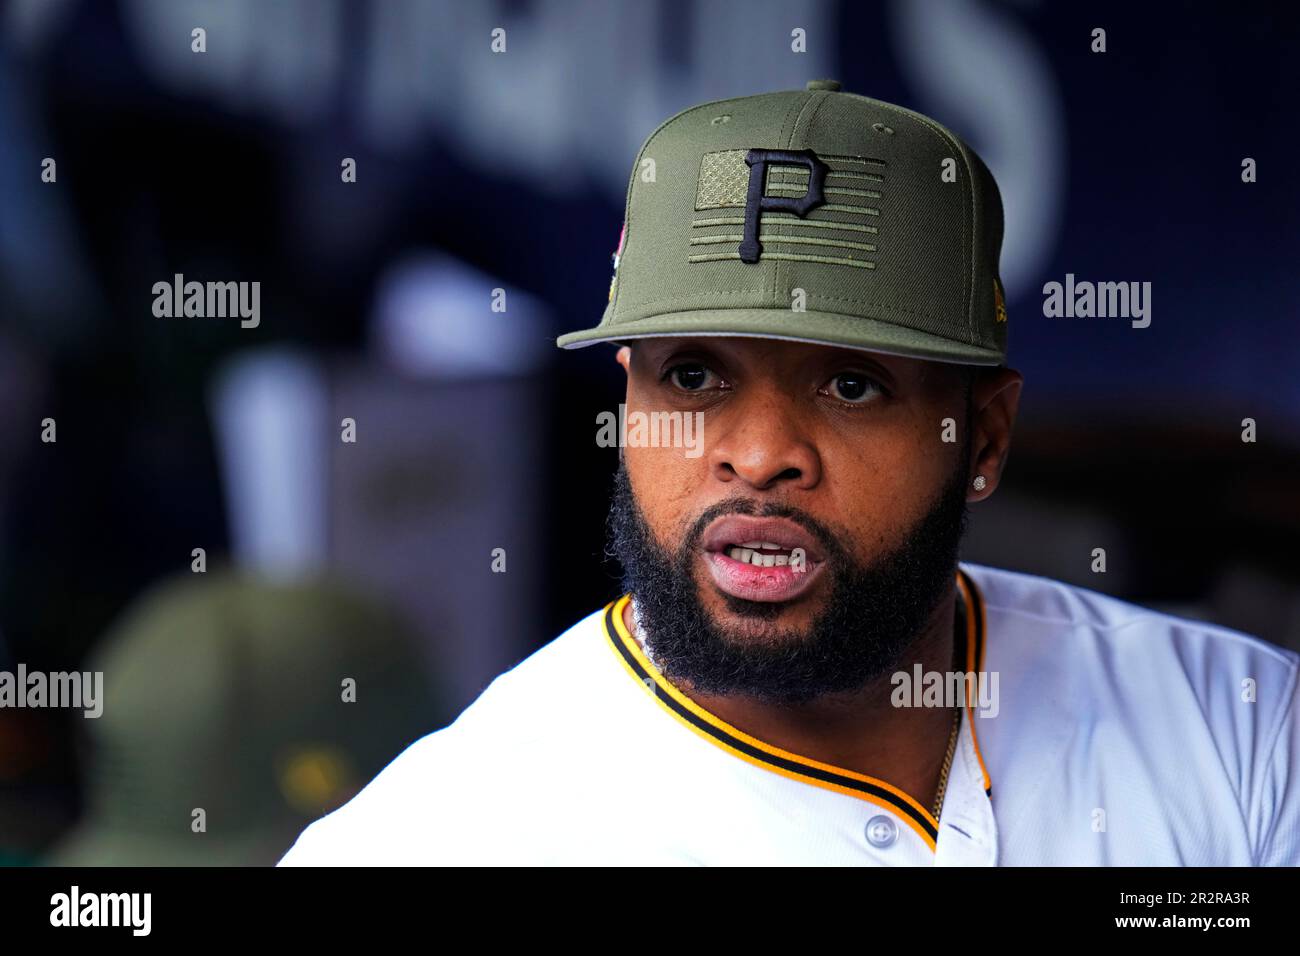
612, 223, 626, 268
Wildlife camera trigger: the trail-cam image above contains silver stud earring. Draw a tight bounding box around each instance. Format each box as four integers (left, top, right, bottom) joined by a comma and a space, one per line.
972, 475, 987, 491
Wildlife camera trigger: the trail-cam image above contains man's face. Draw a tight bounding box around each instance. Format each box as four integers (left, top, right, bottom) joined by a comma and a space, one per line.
606, 336, 991, 705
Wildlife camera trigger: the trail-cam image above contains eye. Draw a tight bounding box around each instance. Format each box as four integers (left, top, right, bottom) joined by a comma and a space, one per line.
821, 371, 883, 405
664, 362, 724, 392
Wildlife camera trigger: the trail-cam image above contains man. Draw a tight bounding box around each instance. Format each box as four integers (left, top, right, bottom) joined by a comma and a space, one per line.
279, 82, 1299, 865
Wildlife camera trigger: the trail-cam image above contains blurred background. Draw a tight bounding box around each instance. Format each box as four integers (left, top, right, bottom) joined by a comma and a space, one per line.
0, 0, 1297, 864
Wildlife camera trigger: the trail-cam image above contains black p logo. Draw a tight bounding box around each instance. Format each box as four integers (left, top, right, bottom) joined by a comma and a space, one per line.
738, 148, 829, 263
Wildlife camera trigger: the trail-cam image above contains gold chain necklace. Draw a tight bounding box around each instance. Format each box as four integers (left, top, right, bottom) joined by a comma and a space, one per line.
931, 592, 968, 820
931, 700, 961, 820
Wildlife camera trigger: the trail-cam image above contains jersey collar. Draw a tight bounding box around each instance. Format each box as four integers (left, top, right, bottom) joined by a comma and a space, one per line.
601, 568, 991, 853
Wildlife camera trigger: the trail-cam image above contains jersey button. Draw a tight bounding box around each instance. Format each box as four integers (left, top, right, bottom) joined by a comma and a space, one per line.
864, 815, 898, 848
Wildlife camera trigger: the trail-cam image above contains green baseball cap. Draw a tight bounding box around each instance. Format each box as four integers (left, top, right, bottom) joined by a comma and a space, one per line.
557, 80, 1008, 365
43, 570, 443, 866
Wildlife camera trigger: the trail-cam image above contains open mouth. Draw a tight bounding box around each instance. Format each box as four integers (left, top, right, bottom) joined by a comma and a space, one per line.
700, 515, 828, 603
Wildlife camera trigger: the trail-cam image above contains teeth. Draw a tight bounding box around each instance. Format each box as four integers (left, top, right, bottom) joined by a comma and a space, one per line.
725, 547, 790, 567
737, 540, 790, 552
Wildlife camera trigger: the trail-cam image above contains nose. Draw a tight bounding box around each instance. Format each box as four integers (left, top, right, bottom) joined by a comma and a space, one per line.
707, 392, 822, 492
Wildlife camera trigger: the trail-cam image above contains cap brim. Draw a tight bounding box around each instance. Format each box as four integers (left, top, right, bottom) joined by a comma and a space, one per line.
556, 308, 1004, 365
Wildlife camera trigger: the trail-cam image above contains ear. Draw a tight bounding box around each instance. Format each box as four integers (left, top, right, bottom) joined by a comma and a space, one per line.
967, 367, 1023, 502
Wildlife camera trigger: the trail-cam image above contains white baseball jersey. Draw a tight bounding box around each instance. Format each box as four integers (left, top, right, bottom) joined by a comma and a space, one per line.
278, 563, 1300, 866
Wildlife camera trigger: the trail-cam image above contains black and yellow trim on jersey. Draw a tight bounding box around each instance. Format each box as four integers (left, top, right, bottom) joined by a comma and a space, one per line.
603, 568, 991, 852
956, 568, 993, 798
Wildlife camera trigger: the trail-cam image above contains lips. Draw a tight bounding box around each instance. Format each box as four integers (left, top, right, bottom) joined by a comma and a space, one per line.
700, 515, 828, 603
701, 516, 825, 563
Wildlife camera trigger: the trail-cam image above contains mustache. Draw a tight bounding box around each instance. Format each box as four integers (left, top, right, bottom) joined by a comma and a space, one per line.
678, 496, 851, 567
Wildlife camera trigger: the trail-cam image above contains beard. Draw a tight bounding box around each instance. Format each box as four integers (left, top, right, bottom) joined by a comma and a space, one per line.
604, 453, 971, 706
